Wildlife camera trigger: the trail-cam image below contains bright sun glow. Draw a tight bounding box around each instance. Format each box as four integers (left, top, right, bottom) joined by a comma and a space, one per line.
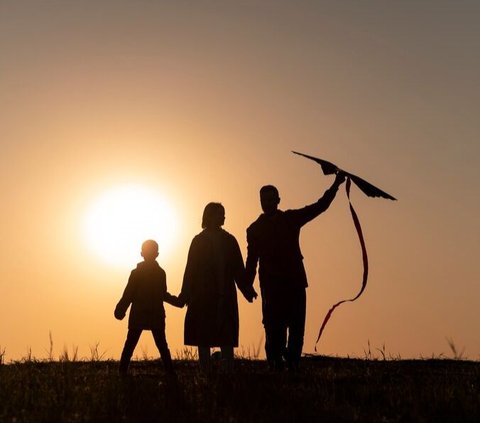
83, 185, 178, 267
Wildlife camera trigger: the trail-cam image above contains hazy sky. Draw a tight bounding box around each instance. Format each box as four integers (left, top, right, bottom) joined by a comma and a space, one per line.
1, 0, 479, 361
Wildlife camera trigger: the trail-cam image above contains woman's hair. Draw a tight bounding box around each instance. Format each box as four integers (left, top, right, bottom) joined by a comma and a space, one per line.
202, 202, 225, 229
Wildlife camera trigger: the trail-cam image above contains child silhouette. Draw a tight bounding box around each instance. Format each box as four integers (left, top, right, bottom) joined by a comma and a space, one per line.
115, 240, 180, 375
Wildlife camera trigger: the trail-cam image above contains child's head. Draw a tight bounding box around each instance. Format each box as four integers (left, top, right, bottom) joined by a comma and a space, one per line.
141, 239, 159, 261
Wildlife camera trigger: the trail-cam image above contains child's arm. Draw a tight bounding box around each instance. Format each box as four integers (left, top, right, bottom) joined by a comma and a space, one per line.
164, 292, 185, 308
114, 272, 136, 319
114, 301, 128, 320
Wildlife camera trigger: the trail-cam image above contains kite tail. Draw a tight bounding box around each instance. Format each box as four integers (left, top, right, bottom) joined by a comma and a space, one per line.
314, 177, 369, 351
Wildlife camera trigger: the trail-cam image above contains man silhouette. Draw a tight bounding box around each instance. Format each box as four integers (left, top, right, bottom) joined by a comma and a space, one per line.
245, 173, 345, 370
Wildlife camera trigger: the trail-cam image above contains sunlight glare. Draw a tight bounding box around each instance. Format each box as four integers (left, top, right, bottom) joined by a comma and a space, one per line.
83, 185, 178, 267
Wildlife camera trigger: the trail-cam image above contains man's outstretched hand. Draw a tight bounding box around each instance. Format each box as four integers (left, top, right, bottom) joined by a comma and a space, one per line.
334, 171, 347, 187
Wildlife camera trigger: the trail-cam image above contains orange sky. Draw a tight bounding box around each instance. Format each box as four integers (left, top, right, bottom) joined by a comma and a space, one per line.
1, 1, 479, 361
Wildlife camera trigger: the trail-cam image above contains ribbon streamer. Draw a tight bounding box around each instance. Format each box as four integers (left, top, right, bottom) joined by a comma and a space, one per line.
314, 177, 368, 350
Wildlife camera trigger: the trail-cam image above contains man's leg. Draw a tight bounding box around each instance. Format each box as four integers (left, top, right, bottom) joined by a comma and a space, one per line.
261, 287, 273, 364
152, 327, 174, 374
270, 320, 287, 370
119, 329, 142, 374
286, 287, 306, 371
262, 287, 287, 370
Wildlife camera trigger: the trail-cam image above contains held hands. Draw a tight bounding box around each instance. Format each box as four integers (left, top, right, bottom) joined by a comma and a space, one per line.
243, 286, 258, 303
164, 292, 186, 308
170, 295, 187, 308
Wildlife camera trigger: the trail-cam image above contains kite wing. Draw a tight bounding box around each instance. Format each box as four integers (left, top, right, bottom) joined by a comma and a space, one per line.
292, 151, 339, 175
292, 150, 397, 201
348, 174, 397, 200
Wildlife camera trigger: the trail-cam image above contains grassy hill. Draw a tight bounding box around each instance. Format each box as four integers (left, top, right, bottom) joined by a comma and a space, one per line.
1, 356, 478, 422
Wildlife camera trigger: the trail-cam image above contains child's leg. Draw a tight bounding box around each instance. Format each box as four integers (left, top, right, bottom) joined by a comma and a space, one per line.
152, 328, 174, 373
119, 329, 142, 374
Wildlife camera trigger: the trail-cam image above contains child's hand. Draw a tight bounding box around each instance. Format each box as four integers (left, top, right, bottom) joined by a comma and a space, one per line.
114, 306, 126, 320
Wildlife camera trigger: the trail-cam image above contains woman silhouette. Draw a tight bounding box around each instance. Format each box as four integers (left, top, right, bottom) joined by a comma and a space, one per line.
178, 202, 256, 371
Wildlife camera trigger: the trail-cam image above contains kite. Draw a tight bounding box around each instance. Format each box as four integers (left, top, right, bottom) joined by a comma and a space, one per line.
292, 151, 396, 349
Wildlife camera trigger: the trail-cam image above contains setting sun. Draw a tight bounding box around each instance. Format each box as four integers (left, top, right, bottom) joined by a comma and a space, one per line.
83, 184, 178, 267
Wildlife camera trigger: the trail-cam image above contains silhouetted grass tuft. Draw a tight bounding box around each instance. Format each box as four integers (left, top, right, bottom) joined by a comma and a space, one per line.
446, 337, 466, 360
0, 346, 5, 365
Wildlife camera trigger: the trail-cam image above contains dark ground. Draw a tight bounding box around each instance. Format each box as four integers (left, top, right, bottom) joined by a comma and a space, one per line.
1, 356, 479, 423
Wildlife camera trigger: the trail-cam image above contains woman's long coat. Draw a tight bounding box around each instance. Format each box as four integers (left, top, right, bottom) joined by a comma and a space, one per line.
179, 228, 249, 347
